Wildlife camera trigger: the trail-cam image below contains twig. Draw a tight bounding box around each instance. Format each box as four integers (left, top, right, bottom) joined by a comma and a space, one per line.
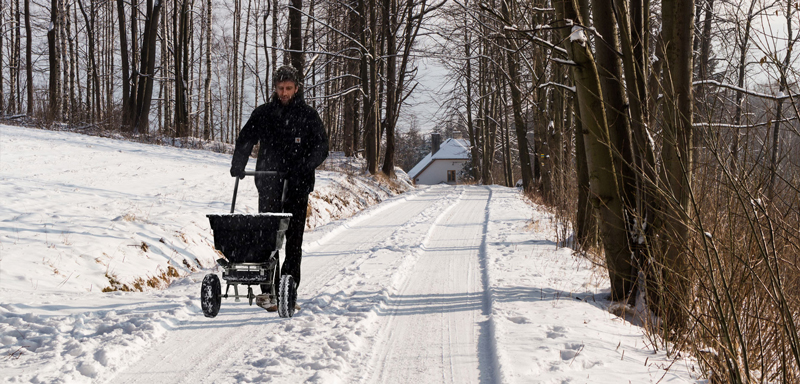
569, 344, 585, 367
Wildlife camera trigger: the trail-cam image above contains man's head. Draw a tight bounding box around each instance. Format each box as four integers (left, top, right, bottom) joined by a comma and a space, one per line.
273, 65, 300, 105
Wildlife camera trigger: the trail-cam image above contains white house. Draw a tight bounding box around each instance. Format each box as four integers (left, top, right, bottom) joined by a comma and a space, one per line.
408, 134, 471, 185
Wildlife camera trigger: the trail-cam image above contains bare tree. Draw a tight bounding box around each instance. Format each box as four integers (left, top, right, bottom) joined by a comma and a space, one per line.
553, 0, 634, 301
500, 0, 534, 191
174, 0, 190, 137
47, 0, 62, 121
132, 0, 163, 133
289, 0, 304, 74
24, 0, 31, 115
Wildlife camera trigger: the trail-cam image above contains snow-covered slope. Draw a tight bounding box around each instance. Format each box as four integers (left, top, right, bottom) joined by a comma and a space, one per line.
0, 125, 408, 294
0, 125, 702, 383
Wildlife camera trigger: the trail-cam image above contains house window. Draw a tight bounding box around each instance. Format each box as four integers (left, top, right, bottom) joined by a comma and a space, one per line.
447, 170, 456, 183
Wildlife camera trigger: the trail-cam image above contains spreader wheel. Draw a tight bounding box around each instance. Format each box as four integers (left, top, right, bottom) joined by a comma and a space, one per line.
277, 274, 297, 318
201, 274, 222, 318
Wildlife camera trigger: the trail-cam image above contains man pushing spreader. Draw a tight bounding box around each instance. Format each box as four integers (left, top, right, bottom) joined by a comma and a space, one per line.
229, 65, 329, 312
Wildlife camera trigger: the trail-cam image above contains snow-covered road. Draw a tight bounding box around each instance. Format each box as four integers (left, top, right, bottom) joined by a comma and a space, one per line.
114, 185, 493, 384
1, 125, 701, 383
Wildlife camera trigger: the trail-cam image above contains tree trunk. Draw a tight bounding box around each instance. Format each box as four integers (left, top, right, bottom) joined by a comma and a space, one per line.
10, 0, 18, 114
78, 0, 100, 124
25, 0, 32, 115
730, 0, 756, 172
551, 68, 565, 201
289, 0, 304, 75
239, 0, 253, 132
464, 11, 480, 180
162, 3, 171, 136
479, 25, 492, 185
555, 0, 634, 301
573, 95, 595, 248
342, 0, 358, 157
132, 0, 162, 134
174, 0, 190, 137
65, 0, 74, 121
501, 0, 534, 191
381, 0, 397, 176
595, 0, 635, 207
0, 0, 4, 115
128, 0, 140, 130
615, 0, 659, 309
768, 0, 794, 200
203, 0, 212, 139
362, 0, 379, 174
48, 0, 61, 121
503, 94, 513, 187
594, 0, 638, 297
658, 0, 695, 329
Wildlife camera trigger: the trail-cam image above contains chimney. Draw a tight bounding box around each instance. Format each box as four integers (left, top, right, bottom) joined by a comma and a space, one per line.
431, 133, 442, 154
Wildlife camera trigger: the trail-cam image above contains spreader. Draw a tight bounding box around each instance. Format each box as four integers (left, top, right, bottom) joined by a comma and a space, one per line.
201, 171, 298, 319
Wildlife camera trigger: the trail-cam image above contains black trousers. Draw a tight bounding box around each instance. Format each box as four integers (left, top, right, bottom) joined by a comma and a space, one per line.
258, 176, 309, 290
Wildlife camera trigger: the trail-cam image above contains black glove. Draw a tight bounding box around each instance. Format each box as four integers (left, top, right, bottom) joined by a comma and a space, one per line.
230, 167, 245, 179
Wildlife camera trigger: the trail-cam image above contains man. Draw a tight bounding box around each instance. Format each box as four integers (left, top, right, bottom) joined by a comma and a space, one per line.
230, 65, 328, 311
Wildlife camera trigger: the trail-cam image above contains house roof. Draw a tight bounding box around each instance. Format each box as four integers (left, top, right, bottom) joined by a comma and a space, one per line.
408, 138, 470, 179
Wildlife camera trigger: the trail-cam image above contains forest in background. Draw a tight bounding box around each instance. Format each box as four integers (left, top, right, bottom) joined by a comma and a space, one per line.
2, 0, 800, 380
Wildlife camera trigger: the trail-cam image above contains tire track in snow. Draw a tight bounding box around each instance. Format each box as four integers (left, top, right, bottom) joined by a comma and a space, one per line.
355, 186, 495, 384
477, 186, 504, 384
294, 187, 460, 299
110, 186, 463, 384
200, 186, 467, 383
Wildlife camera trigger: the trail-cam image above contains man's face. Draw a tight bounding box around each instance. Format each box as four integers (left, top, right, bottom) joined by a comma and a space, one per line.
276, 81, 298, 105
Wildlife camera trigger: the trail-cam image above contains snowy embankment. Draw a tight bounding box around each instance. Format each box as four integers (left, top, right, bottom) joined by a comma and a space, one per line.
0, 125, 701, 383
0, 125, 410, 294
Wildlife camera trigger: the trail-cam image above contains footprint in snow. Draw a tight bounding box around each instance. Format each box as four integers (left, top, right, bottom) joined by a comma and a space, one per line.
546, 325, 567, 338
559, 343, 584, 360
506, 315, 529, 324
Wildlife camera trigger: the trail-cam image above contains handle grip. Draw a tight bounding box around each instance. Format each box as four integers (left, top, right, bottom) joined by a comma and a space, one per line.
243, 171, 284, 177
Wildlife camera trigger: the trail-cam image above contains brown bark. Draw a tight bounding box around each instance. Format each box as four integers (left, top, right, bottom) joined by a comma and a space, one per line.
48, 0, 61, 121
342, 0, 359, 157
78, 0, 101, 123
203, 0, 212, 139
381, 0, 398, 176
730, 0, 756, 171
132, 0, 163, 134
768, 0, 794, 200
10, 0, 18, 114
501, 0, 533, 191
117, 0, 131, 125
555, 0, 634, 301
0, 1, 4, 114
25, 0, 32, 115
573, 95, 595, 248
659, 0, 695, 329
464, 10, 480, 180
174, 0, 190, 137
289, 0, 304, 75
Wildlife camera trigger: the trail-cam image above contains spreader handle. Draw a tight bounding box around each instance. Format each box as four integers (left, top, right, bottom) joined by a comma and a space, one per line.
244, 171, 283, 176
230, 171, 287, 213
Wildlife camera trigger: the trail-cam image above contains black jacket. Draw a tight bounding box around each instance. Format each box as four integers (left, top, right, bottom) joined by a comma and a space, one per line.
231, 91, 329, 195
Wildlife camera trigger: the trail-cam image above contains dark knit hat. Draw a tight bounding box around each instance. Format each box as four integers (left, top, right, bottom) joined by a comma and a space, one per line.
273, 65, 300, 86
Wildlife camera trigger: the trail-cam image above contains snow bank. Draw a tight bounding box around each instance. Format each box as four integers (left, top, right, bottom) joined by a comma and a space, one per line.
483, 188, 700, 383
0, 124, 410, 294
